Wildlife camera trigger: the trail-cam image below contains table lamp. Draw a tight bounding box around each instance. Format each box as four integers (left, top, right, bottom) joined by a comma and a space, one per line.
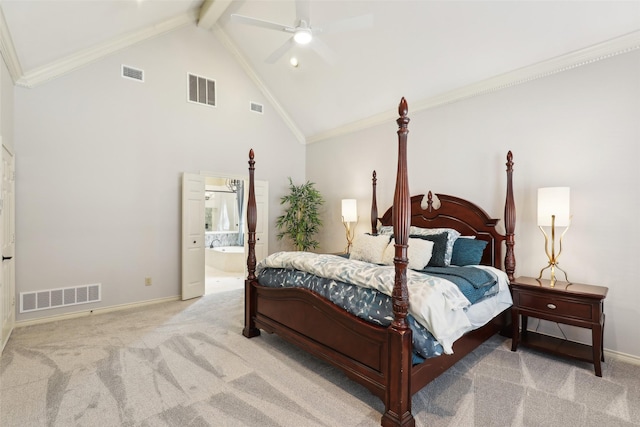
341, 199, 358, 254
537, 187, 571, 286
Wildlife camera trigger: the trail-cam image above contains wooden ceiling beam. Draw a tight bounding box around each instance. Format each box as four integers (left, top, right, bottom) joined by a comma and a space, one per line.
198, 0, 234, 29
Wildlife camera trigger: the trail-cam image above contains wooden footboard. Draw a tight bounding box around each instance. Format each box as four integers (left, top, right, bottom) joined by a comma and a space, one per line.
252, 285, 391, 400
248, 278, 510, 403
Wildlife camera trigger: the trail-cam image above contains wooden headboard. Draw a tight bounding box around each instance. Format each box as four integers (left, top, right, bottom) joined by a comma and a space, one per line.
372, 151, 516, 278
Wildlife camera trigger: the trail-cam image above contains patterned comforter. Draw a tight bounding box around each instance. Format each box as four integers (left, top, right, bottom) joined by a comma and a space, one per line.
256, 252, 504, 356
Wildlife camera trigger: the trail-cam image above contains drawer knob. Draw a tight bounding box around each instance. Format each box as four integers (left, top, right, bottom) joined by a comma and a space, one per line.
547, 303, 557, 309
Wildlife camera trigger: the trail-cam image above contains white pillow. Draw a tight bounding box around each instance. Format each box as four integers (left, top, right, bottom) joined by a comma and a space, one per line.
409, 226, 460, 266
382, 237, 434, 270
350, 234, 391, 264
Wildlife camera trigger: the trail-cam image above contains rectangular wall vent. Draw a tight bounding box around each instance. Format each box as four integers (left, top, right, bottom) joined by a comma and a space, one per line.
122, 65, 144, 82
187, 73, 216, 107
250, 102, 264, 114
20, 284, 101, 313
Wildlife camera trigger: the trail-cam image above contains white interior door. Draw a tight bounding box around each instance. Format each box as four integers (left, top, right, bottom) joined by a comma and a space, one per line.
181, 173, 205, 300
1, 144, 15, 352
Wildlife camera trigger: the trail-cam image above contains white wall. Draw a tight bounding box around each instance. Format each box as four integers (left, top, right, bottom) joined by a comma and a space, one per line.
14, 25, 304, 321
1, 56, 14, 152
307, 51, 640, 358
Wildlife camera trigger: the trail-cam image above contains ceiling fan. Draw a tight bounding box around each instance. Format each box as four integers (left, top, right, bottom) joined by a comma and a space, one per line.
230, 0, 373, 64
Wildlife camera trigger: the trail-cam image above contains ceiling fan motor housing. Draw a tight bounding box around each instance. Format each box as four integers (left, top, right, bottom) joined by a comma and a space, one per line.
293, 27, 312, 44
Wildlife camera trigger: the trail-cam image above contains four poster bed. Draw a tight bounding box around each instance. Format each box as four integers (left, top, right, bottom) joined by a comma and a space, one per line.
242, 98, 516, 427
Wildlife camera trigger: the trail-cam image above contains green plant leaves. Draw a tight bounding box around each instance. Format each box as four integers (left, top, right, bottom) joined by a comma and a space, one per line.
276, 177, 324, 251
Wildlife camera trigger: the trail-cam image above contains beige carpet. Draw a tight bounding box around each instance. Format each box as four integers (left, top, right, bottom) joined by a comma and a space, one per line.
1, 288, 639, 426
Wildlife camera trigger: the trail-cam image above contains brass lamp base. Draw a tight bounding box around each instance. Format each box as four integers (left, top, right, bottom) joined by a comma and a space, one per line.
342, 217, 358, 254
538, 262, 569, 287
538, 215, 570, 287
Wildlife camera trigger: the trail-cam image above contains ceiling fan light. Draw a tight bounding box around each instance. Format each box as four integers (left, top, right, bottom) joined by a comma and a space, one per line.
293, 29, 312, 45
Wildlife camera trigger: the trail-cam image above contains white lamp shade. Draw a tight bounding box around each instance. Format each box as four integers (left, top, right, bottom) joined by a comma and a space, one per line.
537, 187, 570, 227
341, 199, 358, 222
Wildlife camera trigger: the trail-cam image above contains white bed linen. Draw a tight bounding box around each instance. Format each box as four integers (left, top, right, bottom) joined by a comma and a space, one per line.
464, 265, 513, 329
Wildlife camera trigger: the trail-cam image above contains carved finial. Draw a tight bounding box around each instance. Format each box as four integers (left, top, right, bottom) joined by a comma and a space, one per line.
427, 191, 434, 212
398, 97, 408, 117
372, 170, 377, 182
397, 98, 410, 129
248, 149, 255, 170
506, 150, 513, 171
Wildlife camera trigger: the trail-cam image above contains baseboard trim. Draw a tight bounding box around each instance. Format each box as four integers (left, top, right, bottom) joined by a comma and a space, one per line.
605, 349, 640, 366
15, 295, 181, 328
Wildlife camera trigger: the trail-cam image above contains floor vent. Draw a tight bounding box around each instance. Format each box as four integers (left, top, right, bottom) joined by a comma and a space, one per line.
122, 65, 144, 82
20, 284, 101, 313
250, 102, 264, 114
187, 73, 216, 107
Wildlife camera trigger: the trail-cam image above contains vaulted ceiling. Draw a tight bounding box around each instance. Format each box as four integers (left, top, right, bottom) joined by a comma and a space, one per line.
1, 0, 639, 143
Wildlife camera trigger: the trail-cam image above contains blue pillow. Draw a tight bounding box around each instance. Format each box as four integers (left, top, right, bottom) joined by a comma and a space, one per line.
410, 233, 448, 267
451, 238, 488, 266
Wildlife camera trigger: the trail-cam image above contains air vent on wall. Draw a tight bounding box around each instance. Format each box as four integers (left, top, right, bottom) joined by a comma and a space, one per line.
188, 73, 216, 107
250, 102, 264, 114
122, 65, 144, 82
20, 283, 101, 313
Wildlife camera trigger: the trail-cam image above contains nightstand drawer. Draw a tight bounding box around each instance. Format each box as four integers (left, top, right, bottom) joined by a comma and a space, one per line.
517, 292, 594, 321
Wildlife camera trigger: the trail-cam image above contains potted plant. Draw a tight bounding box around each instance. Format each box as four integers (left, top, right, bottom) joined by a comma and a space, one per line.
276, 178, 324, 251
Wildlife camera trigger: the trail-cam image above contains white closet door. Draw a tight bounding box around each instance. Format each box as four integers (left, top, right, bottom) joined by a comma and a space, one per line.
1, 144, 15, 352
181, 173, 205, 300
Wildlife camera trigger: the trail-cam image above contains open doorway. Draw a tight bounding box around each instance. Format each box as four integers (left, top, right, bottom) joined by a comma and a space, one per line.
204, 176, 245, 295
181, 172, 268, 300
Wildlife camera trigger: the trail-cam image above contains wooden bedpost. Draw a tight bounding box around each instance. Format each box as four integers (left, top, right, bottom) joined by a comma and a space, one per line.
371, 171, 378, 234
243, 149, 260, 338
382, 98, 415, 427
504, 151, 516, 282
391, 99, 411, 329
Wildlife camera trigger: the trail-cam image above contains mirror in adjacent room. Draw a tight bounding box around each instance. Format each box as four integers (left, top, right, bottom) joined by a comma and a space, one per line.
205, 178, 242, 232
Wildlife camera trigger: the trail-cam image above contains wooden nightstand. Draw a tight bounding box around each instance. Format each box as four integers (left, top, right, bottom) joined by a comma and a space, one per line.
510, 276, 608, 376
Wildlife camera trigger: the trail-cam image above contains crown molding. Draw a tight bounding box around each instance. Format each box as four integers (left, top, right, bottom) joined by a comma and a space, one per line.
213, 25, 306, 144
306, 30, 640, 145
0, 5, 23, 83
15, 11, 198, 88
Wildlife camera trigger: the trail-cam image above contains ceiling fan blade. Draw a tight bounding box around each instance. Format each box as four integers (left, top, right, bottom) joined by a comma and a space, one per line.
309, 37, 336, 65
265, 37, 295, 64
318, 14, 374, 34
295, 0, 311, 23
230, 14, 294, 33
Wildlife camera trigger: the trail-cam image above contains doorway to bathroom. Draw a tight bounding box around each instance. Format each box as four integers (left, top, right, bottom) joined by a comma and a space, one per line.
181, 172, 268, 299
202, 175, 269, 296
204, 176, 244, 295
